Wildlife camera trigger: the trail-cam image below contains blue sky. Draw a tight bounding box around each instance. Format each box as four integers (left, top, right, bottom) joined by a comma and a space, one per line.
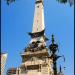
1, 0, 74, 75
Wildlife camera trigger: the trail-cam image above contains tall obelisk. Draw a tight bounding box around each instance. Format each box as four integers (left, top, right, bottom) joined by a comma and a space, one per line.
29, 0, 47, 47
20, 0, 53, 75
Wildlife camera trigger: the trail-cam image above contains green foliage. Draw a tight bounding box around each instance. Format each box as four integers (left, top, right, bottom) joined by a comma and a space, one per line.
57, 0, 67, 3
57, 0, 74, 6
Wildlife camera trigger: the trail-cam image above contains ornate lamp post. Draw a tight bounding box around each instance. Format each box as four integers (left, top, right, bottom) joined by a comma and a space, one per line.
49, 35, 63, 75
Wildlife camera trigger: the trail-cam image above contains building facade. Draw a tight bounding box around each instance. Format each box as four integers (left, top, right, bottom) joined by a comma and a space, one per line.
1, 53, 7, 75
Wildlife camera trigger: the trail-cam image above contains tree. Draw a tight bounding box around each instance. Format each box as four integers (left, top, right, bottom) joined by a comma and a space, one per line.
5, 0, 74, 6
57, 0, 74, 6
